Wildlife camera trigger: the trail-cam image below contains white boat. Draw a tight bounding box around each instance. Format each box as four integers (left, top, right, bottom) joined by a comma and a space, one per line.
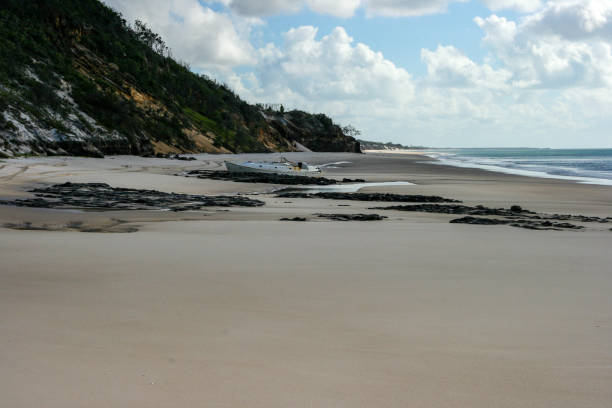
225, 158, 321, 174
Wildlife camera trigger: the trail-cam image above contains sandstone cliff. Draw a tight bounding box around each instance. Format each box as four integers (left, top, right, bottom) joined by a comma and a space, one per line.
0, 0, 360, 157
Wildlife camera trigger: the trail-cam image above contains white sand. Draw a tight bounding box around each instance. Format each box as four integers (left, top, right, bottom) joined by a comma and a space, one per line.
1, 153, 611, 407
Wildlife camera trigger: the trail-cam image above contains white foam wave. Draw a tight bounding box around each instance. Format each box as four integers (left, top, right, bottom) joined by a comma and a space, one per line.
427, 153, 612, 186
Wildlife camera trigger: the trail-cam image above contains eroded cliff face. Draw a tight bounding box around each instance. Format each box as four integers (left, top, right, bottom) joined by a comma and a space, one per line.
263, 111, 361, 154
0, 0, 360, 158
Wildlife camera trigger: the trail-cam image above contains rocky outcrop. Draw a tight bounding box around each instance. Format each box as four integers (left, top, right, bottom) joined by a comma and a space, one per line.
280, 217, 307, 222
281, 213, 387, 222
371, 202, 610, 231
315, 213, 387, 221
276, 192, 460, 202
0, 182, 264, 211
369, 203, 535, 216
371, 203, 612, 223
182, 170, 365, 185
449, 216, 583, 230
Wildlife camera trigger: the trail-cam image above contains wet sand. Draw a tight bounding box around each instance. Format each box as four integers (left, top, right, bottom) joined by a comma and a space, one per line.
1, 152, 611, 407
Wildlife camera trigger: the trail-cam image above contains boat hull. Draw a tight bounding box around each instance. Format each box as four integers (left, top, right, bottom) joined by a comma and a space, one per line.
224, 161, 320, 175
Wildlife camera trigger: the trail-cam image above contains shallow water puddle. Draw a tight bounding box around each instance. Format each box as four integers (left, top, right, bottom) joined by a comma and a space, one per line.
318, 161, 353, 169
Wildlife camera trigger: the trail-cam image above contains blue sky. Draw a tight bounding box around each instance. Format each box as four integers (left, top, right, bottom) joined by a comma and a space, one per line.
260, 2, 500, 75
104, 0, 612, 148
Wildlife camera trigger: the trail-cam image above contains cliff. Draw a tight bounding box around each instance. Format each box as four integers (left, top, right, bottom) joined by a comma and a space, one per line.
0, 0, 360, 157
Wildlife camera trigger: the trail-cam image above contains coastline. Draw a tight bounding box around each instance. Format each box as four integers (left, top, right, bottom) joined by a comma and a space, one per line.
364, 148, 612, 186
1, 152, 611, 407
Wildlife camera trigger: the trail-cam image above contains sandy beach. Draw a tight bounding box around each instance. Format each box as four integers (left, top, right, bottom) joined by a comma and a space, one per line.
1, 152, 611, 407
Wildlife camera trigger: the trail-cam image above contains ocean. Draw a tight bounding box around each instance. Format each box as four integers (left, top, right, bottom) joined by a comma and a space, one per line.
427, 148, 612, 186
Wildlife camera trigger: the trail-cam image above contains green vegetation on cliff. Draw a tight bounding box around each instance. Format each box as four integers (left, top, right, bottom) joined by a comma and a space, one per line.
0, 0, 360, 157
358, 140, 426, 151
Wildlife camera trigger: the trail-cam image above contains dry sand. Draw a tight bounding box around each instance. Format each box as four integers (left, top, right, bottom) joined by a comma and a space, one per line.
1, 152, 611, 407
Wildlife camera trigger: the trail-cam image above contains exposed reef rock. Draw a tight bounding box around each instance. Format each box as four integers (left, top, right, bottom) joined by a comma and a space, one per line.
371, 203, 611, 223
276, 192, 460, 203
449, 216, 584, 230
369, 203, 534, 216
144, 153, 197, 161
182, 170, 365, 185
532, 213, 610, 223
370, 202, 610, 231
281, 213, 388, 222
0, 182, 264, 211
3, 219, 138, 233
315, 213, 387, 221
280, 217, 307, 222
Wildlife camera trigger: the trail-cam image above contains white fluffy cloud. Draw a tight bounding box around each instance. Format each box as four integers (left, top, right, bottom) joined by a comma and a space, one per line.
233, 25, 414, 117
217, 0, 537, 18
421, 45, 512, 89
102, 0, 255, 70
217, 0, 362, 17
229, 11, 612, 146
475, 1, 612, 88
480, 0, 542, 12
307, 0, 363, 18
254, 26, 414, 102
102, 0, 612, 146
521, 0, 612, 40
362, 0, 466, 17
215, 0, 303, 16
230, 25, 514, 144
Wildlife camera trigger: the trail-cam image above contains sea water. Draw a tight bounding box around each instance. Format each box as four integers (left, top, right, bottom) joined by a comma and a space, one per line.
427, 148, 612, 186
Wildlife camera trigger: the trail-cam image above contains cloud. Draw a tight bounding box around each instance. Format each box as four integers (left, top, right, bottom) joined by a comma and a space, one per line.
218, 0, 485, 18
230, 25, 518, 144
363, 0, 466, 17
228, 18, 612, 147
479, 0, 543, 12
475, 1, 612, 88
421, 45, 512, 89
218, 0, 550, 17
218, 0, 304, 16
521, 0, 612, 40
102, 0, 255, 70
219, 0, 360, 17
102, 0, 612, 147
224, 25, 420, 144
307, 0, 363, 18
240, 26, 414, 106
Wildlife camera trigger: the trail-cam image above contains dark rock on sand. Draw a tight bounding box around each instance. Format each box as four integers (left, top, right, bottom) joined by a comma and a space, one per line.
450, 216, 507, 225
316, 213, 387, 221
3, 218, 139, 233
450, 216, 584, 230
182, 170, 366, 185
370, 203, 532, 216
0, 182, 264, 211
370, 202, 607, 231
146, 153, 197, 161
280, 217, 307, 221
542, 213, 611, 223
277, 192, 460, 203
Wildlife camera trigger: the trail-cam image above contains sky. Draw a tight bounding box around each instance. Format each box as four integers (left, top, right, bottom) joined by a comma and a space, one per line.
101, 0, 612, 148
